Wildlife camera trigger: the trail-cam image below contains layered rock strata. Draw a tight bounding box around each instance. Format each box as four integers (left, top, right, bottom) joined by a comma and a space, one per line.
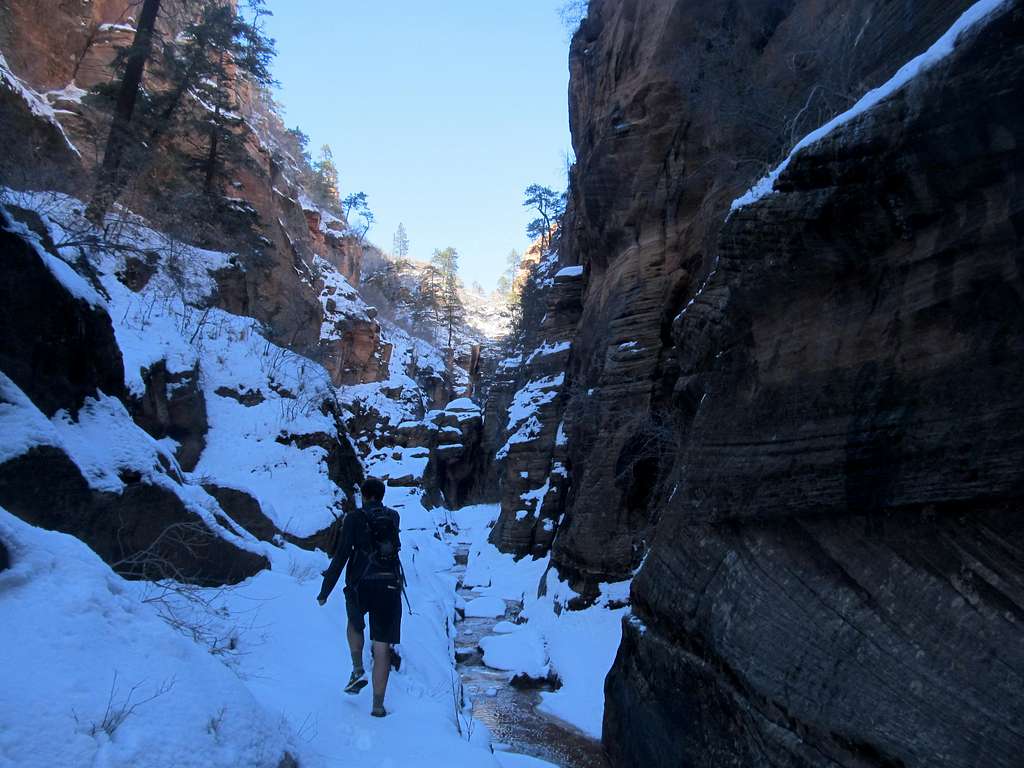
488, 259, 585, 558
597, 3, 1024, 766
552, 0, 987, 588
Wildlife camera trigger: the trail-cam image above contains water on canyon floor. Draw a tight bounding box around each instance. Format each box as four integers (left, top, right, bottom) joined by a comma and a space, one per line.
451, 545, 609, 768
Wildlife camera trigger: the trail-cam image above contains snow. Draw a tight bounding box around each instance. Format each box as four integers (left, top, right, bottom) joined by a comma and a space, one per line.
98, 22, 137, 33
0, 187, 605, 762
480, 628, 549, 680
730, 0, 1011, 213
496, 375, 564, 461
464, 595, 508, 618
525, 340, 571, 364
455, 504, 629, 738
0, 53, 80, 156
553, 265, 583, 279
0, 509, 299, 768
0, 372, 61, 463
50, 393, 181, 493
315, 255, 372, 340
2, 208, 103, 307
2, 191, 349, 539
494, 754, 560, 768
46, 82, 88, 105
0, 486, 525, 767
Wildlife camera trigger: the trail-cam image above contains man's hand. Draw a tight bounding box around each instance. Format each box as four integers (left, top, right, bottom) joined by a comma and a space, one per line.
317, 596, 326, 606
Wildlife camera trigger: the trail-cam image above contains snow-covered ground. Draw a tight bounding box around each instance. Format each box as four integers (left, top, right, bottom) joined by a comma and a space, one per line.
0, 190, 569, 767
456, 504, 629, 739
0, 487, 563, 768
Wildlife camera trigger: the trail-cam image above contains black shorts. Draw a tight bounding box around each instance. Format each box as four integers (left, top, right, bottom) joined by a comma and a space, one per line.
345, 578, 402, 644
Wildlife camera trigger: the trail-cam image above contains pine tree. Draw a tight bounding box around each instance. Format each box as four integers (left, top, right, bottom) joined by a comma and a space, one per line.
183, 1, 276, 195
86, 0, 163, 222
431, 246, 465, 352
392, 223, 409, 261
412, 264, 442, 342
87, 0, 277, 214
523, 184, 566, 254
313, 144, 340, 206
342, 192, 374, 240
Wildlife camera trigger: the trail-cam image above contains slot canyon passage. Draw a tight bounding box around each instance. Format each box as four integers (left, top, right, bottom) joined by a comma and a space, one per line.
0, 0, 1022, 767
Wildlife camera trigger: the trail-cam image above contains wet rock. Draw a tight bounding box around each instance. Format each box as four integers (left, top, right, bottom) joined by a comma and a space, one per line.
455, 647, 483, 665
422, 402, 489, 509
0, 213, 126, 416
510, 670, 561, 692
0, 445, 267, 585
131, 360, 208, 472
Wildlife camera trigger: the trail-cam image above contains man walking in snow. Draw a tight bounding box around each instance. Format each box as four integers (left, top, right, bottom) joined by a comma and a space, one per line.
317, 477, 403, 717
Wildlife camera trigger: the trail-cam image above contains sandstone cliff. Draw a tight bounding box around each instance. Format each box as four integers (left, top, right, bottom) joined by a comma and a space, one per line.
544, 0, 1024, 765
0, 0, 387, 386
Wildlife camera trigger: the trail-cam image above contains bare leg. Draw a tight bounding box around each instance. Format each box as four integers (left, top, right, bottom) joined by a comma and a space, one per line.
347, 621, 365, 673
371, 641, 391, 713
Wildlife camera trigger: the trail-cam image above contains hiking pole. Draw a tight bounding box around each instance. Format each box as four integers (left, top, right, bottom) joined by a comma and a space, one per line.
399, 561, 413, 615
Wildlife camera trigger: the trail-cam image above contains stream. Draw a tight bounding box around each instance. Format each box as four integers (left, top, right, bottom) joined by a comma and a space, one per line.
450, 543, 610, 768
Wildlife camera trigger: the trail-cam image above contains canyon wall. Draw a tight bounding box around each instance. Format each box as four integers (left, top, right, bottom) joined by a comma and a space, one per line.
542, 0, 1024, 765
0, 0, 388, 385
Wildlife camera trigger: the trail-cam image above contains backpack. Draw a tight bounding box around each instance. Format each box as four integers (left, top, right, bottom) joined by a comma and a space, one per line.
361, 505, 401, 578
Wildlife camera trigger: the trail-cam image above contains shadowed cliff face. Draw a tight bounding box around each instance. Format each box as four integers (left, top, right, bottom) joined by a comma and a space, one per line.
595, 2, 1024, 766
553, 0, 985, 587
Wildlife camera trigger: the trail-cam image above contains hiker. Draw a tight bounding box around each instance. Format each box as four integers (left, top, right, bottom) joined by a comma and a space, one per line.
317, 477, 403, 717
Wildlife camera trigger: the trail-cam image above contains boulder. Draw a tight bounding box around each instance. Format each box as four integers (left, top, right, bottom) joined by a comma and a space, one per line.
274, 427, 363, 497
203, 483, 279, 543
132, 360, 208, 472
214, 384, 265, 407
0, 446, 267, 585
0, 212, 126, 416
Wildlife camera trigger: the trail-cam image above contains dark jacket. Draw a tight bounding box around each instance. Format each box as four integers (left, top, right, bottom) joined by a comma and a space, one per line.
317, 502, 400, 602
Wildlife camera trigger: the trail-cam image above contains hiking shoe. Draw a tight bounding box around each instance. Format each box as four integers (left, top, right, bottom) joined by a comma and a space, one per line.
344, 669, 367, 695
370, 704, 387, 718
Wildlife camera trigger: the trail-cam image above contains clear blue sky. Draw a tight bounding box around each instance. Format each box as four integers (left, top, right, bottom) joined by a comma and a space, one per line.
265, 1, 573, 290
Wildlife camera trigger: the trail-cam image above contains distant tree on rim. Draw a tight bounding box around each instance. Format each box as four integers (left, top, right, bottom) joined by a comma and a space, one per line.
392, 223, 410, 261
523, 184, 565, 254
431, 246, 465, 353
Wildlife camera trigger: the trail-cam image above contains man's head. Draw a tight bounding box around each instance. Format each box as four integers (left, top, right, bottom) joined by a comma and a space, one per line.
361, 477, 386, 504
